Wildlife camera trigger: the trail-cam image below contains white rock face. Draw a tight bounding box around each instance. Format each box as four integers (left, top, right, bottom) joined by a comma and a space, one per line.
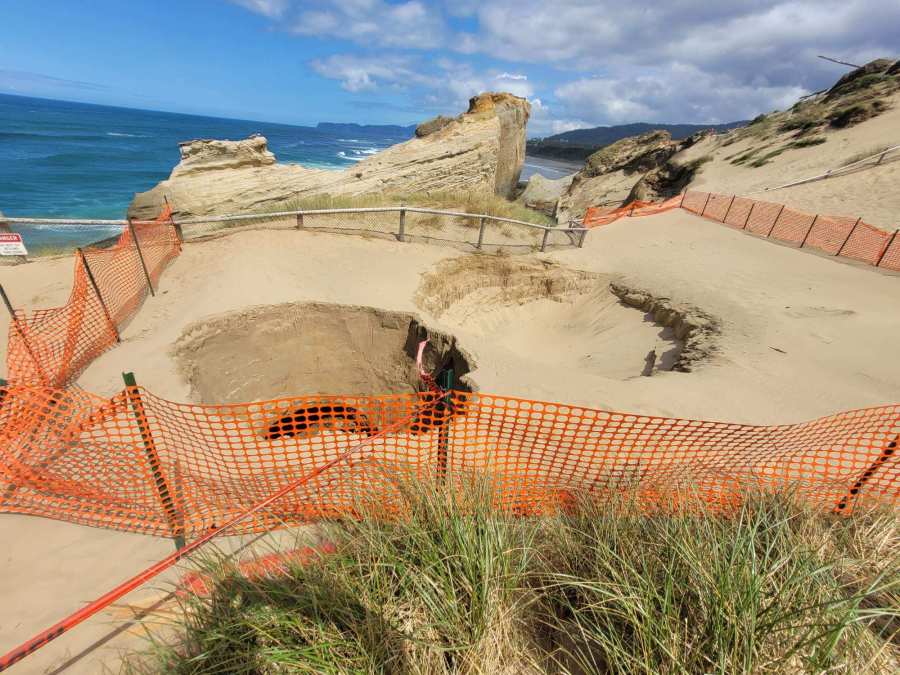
517, 173, 574, 217
129, 93, 531, 219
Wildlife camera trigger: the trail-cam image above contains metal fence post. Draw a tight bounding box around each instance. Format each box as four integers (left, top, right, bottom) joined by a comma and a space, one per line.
122, 371, 185, 550
742, 201, 755, 230
77, 248, 119, 343
875, 229, 899, 267
127, 218, 155, 297
296, 212, 304, 229
476, 216, 486, 250
398, 206, 406, 242
699, 192, 712, 217
835, 217, 861, 256
173, 221, 184, 250
799, 214, 818, 247
0, 283, 51, 386
436, 369, 454, 485
679, 191, 687, 208
766, 204, 786, 238
722, 195, 736, 223
540, 227, 551, 252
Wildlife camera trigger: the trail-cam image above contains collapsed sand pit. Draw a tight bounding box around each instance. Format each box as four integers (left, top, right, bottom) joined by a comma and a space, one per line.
416, 255, 693, 380
174, 302, 472, 403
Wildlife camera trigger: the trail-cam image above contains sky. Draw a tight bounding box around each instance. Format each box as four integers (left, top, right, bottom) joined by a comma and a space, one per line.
1, 0, 898, 137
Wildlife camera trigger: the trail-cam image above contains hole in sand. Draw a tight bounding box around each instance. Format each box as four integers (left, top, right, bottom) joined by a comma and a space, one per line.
416, 255, 686, 380
174, 302, 472, 404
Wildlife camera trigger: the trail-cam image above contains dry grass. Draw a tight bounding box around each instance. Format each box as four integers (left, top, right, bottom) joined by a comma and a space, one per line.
129, 481, 900, 674
272, 190, 554, 227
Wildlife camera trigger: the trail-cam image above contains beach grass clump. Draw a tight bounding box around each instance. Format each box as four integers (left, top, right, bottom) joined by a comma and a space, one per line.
748, 146, 789, 167
842, 143, 897, 167
790, 136, 827, 149
133, 479, 900, 674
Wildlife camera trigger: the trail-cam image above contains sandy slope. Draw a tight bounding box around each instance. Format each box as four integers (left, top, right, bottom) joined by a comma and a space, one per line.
2, 212, 896, 422
1, 210, 899, 672
677, 92, 900, 229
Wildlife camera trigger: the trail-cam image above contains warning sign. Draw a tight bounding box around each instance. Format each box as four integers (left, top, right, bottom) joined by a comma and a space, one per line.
0, 233, 28, 256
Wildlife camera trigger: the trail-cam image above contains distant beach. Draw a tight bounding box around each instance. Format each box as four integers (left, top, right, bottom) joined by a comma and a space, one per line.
0, 94, 580, 251
520, 156, 582, 181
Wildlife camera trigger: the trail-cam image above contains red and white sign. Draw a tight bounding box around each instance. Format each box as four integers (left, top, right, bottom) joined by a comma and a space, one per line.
0, 233, 28, 256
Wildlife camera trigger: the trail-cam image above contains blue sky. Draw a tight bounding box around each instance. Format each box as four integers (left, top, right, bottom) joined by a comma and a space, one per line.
2, 0, 897, 136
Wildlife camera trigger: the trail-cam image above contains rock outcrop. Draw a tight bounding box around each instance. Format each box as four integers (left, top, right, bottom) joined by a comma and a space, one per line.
555, 131, 682, 223
129, 92, 530, 219
517, 173, 574, 217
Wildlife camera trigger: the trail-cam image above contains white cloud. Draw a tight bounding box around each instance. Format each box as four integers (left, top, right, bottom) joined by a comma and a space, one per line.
290, 1, 446, 50
310, 54, 437, 92
555, 64, 807, 125
226, 0, 900, 131
228, 0, 288, 18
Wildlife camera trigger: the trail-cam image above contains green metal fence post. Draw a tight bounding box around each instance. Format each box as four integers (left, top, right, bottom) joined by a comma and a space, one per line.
122, 371, 184, 549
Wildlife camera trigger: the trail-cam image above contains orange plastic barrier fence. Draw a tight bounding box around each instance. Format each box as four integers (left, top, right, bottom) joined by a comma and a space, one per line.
584, 192, 900, 272
582, 196, 682, 227
1, 383, 897, 543
5, 206, 179, 387
680, 190, 900, 271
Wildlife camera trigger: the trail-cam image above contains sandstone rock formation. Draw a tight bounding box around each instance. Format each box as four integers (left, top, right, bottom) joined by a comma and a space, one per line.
129, 92, 530, 219
517, 173, 574, 217
555, 131, 682, 223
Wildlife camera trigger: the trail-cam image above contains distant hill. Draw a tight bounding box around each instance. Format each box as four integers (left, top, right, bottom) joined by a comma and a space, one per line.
316, 122, 416, 138
528, 121, 747, 161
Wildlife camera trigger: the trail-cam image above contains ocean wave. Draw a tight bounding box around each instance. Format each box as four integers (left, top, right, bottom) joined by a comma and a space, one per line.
336, 151, 365, 162
337, 138, 363, 143
107, 132, 146, 138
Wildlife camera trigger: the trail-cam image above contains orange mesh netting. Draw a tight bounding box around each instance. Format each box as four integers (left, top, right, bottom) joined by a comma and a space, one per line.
582, 196, 682, 228
5, 206, 179, 387
1, 196, 898, 547
586, 190, 898, 271
1, 384, 897, 542
678, 189, 900, 271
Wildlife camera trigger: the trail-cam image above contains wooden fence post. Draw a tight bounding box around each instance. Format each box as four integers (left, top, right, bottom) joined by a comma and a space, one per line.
699, 192, 712, 217
127, 218, 155, 297
540, 227, 551, 252
476, 216, 486, 250
122, 371, 185, 549
835, 217, 861, 256
0, 283, 50, 386
77, 248, 119, 343
296, 212, 304, 230
398, 206, 406, 242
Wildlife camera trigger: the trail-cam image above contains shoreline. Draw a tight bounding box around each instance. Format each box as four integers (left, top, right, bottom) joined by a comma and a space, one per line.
521, 154, 582, 181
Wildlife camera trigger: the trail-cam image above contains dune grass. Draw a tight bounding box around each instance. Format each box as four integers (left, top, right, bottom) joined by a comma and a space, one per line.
132, 481, 899, 674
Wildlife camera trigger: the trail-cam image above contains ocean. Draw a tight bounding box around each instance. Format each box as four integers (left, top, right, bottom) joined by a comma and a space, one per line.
0, 94, 577, 252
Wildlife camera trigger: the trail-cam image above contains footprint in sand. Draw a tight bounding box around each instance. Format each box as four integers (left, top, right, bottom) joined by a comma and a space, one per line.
784, 306, 856, 319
